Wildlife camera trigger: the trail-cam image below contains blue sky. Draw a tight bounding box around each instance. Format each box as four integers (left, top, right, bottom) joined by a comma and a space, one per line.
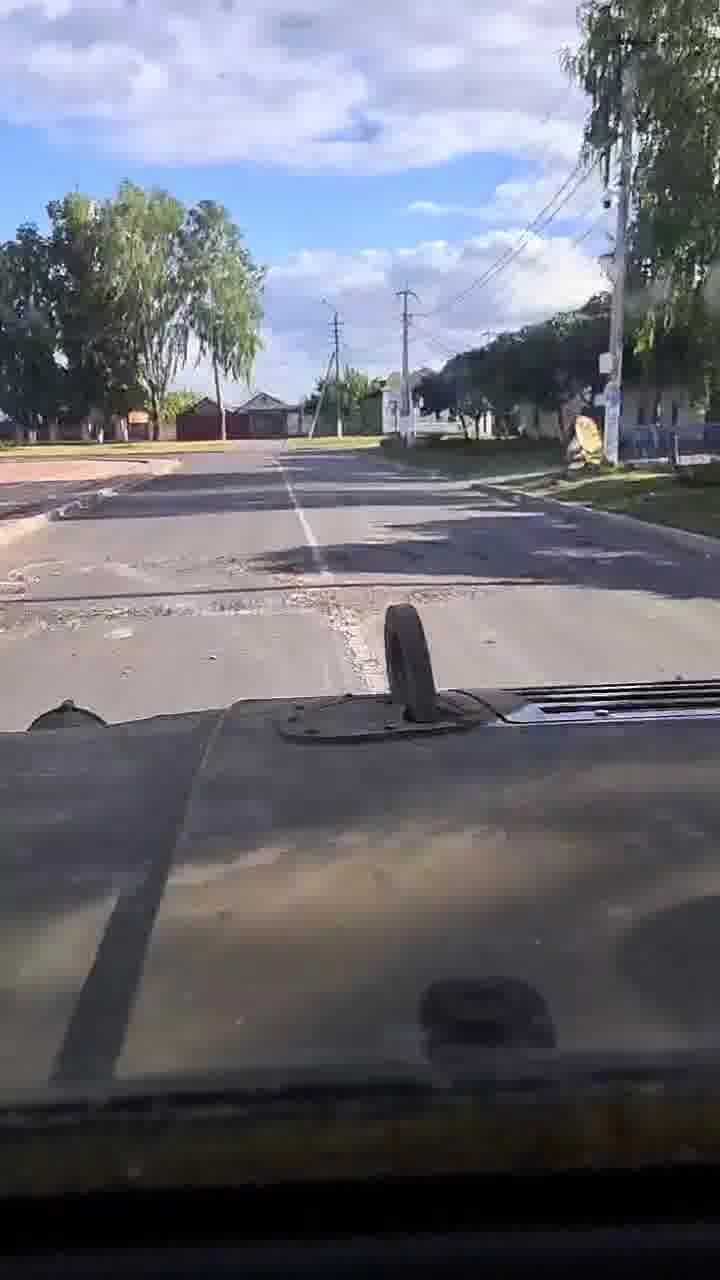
0, 0, 609, 401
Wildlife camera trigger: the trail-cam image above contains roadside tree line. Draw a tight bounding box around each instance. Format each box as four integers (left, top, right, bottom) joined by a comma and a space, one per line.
418, 0, 720, 442
0, 184, 264, 442
415, 287, 707, 441
568, 0, 720, 419
305, 365, 386, 433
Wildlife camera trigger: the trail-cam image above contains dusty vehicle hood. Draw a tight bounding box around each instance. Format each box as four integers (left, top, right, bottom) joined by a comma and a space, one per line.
3, 687, 720, 1098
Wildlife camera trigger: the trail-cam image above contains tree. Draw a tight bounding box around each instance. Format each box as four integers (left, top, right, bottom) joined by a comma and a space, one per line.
337, 365, 384, 422
182, 201, 264, 440
0, 224, 66, 439
161, 389, 198, 425
309, 365, 385, 433
47, 193, 143, 433
102, 183, 188, 440
427, 294, 643, 439
566, 0, 720, 413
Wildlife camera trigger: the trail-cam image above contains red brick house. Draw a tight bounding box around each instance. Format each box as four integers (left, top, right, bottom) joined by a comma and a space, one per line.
176, 393, 302, 441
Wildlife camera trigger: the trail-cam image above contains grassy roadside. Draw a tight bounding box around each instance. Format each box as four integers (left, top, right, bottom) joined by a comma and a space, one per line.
287, 435, 382, 450
0, 440, 240, 461
505, 465, 720, 539
377, 436, 720, 540
378, 436, 564, 479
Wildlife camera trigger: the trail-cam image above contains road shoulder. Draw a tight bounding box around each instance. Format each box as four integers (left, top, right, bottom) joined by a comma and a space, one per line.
0, 458, 180, 550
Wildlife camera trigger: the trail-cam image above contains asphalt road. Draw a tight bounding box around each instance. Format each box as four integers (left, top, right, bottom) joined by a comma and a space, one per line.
3, 441, 720, 1098
0, 440, 719, 731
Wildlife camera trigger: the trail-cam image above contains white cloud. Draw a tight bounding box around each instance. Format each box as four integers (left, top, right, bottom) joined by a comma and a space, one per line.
0, 0, 588, 172
178, 227, 606, 402
409, 168, 607, 227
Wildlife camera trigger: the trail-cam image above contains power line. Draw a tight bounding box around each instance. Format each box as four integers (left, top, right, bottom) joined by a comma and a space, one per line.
421, 158, 601, 320
571, 209, 610, 248
410, 322, 458, 360
412, 318, 500, 360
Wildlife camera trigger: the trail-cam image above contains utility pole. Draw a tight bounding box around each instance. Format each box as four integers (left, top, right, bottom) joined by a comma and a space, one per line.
332, 309, 343, 438
604, 59, 635, 465
309, 352, 335, 439
321, 299, 344, 438
396, 285, 420, 422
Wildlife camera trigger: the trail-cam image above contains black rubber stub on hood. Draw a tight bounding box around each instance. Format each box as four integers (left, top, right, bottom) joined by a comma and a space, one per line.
28, 699, 107, 731
419, 977, 557, 1058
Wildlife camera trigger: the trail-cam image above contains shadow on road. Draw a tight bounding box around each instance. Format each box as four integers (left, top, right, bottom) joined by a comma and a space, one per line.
51, 461, 720, 605
249, 505, 720, 605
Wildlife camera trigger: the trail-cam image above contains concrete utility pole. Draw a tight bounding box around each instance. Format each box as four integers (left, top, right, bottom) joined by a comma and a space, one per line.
604, 59, 635, 465
331, 309, 343, 438
397, 286, 420, 420
309, 352, 335, 439
320, 298, 344, 437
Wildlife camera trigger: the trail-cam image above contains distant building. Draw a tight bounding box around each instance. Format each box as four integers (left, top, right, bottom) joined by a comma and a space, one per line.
176, 393, 302, 441
127, 409, 151, 440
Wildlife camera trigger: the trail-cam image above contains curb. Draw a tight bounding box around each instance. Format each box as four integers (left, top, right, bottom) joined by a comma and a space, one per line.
494, 483, 720, 559
0, 461, 180, 552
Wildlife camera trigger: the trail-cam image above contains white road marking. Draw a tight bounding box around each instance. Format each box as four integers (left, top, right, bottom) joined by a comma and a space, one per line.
274, 459, 386, 693
327, 602, 386, 694
274, 459, 332, 580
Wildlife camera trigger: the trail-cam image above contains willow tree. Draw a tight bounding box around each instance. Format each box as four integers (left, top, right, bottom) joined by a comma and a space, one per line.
182, 201, 264, 440
565, 0, 720, 411
102, 183, 188, 439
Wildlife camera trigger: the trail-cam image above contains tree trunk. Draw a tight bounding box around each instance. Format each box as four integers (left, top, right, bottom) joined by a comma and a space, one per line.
114, 416, 129, 443
48, 417, 59, 443
149, 389, 161, 441
457, 412, 470, 440
80, 417, 92, 443
27, 427, 37, 445
706, 365, 720, 422
14, 424, 24, 446
473, 414, 481, 441
213, 354, 227, 441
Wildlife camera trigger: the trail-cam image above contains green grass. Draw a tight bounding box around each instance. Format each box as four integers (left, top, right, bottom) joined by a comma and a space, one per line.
379, 435, 564, 479
0, 439, 243, 461
287, 434, 382, 450
510, 465, 720, 538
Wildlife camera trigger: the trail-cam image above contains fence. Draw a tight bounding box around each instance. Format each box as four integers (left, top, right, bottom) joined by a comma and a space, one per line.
619, 422, 720, 463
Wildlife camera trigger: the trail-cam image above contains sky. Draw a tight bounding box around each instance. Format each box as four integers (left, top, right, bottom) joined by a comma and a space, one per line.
0, 0, 611, 404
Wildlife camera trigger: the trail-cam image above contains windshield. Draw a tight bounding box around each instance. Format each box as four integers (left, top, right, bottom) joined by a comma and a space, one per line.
1, 0, 720, 1187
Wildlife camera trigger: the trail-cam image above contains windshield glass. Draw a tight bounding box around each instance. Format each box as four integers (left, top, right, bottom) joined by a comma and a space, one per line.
1, 0, 720, 1186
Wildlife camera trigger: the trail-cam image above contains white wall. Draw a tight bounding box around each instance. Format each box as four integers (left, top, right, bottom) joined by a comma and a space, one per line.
515, 401, 562, 440
286, 409, 304, 435
382, 388, 401, 434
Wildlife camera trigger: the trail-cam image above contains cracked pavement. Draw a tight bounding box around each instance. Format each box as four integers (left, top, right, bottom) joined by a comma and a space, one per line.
0, 440, 720, 729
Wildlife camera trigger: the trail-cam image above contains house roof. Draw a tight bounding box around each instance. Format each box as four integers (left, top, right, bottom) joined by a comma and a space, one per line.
177, 392, 297, 417
233, 391, 293, 412
185, 397, 217, 413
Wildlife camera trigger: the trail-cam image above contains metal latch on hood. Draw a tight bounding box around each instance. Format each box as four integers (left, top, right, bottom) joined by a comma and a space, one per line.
279, 604, 498, 743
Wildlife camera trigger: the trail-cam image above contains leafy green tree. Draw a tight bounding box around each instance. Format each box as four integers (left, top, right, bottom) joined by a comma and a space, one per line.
415, 370, 455, 418
337, 365, 384, 421
102, 183, 188, 440
182, 201, 264, 440
566, 0, 720, 414
47, 193, 143, 432
161, 389, 198, 425
0, 224, 66, 439
311, 365, 385, 433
